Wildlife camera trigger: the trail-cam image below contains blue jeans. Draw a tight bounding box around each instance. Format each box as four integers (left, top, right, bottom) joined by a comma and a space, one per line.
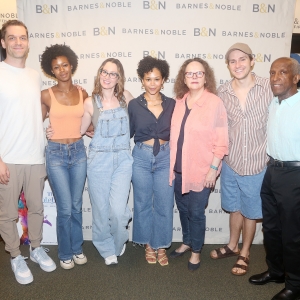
87, 149, 132, 259
174, 172, 211, 253
221, 162, 266, 219
46, 139, 87, 261
132, 142, 174, 249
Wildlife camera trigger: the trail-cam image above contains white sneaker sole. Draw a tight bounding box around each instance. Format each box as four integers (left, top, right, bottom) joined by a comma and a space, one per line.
13, 271, 33, 285
30, 256, 57, 272
118, 244, 126, 257
60, 260, 75, 270
73, 255, 87, 265
105, 260, 118, 266
105, 255, 118, 265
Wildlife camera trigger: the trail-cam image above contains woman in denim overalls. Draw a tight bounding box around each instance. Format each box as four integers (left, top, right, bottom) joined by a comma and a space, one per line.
81, 58, 134, 265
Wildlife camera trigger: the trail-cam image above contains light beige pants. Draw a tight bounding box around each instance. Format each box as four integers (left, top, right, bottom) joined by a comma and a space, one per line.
0, 164, 46, 257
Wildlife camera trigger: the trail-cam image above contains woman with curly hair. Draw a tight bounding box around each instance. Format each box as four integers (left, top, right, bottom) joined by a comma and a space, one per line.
169, 58, 228, 271
128, 56, 175, 266
41, 44, 89, 269
81, 58, 134, 266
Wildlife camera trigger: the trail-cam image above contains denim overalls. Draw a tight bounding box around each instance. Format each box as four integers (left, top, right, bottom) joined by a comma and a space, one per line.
87, 95, 133, 259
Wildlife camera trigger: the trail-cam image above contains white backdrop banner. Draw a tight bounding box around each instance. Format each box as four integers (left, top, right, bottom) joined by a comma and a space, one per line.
13, 0, 296, 244
294, 0, 300, 33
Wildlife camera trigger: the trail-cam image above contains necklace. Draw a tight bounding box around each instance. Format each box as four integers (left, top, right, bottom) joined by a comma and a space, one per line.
144, 95, 162, 106
57, 85, 75, 94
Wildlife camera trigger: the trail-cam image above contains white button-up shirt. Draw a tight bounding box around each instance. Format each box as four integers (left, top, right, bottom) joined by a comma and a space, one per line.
267, 91, 300, 161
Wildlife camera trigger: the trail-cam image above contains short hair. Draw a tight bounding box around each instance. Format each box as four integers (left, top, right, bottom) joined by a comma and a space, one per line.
174, 58, 217, 99
271, 57, 300, 76
92, 58, 125, 103
40, 44, 78, 78
1, 20, 28, 40
137, 56, 170, 81
289, 57, 300, 75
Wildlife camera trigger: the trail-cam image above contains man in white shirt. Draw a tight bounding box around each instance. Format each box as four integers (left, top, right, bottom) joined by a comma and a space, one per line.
249, 58, 300, 300
0, 20, 56, 285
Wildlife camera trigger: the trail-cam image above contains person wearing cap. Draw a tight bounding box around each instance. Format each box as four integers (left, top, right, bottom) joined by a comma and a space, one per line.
249, 57, 300, 300
210, 43, 273, 276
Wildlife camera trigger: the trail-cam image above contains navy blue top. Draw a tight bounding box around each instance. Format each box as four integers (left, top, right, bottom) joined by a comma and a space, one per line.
128, 93, 175, 156
174, 100, 191, 173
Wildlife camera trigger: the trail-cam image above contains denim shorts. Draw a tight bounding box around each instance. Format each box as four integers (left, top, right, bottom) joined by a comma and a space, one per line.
220, 162, 266, 219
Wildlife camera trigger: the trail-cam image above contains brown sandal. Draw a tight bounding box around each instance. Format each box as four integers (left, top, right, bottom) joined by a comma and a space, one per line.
231, 255, 249, 276
210, 245, 240, 259
157, 249, 168, 266
145, 246, 156, 264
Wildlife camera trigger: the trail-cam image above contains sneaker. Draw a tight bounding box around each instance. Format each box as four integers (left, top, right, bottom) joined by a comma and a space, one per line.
73, 253, 87, 265
30, 246, 56, 272
105, 255, 118, 265
118, 244, 126, 257
11, 255, 33, 285
60, 259, 75, 269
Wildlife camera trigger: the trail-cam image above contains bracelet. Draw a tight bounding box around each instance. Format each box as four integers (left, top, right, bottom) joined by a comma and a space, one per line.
210, 165, 218, 171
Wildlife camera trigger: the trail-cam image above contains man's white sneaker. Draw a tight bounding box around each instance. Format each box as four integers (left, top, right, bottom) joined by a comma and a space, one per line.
30, 246, 56, 272
73, 253, 87, 265
60, 259, 75, 270
105, 255, 118, 265
118, 244, 126, 256
11, 255, 33, 285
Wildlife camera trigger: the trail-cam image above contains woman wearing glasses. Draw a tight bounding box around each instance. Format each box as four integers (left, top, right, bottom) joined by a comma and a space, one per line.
81, 58, 134, 265
169, 58, 228, 271
128, 56, 175, 266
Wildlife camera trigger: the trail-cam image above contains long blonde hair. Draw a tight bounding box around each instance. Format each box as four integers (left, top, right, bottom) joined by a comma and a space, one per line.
92, 58, 125, 104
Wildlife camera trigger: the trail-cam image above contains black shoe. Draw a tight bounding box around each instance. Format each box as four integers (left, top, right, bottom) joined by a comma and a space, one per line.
188, 261, 200, 272
249, 271, 285, 285
271, 288, 300, 300
169, 248, 191, 259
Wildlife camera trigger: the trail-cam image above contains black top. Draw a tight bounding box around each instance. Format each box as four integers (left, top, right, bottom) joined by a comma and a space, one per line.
174, 101, 191, 173
128, 93, 175, 156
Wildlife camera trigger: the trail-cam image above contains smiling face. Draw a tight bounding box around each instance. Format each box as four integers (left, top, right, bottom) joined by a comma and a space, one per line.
227, 50, 254, 80
184, 61, 206, 92
51, 56, 73, 81
142, 67, 164, 95
99, 61, 119, 90
269, 58, 299, 102
1, 25, 29, 61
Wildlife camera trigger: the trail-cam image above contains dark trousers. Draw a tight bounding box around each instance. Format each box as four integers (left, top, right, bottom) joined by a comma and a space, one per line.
261, 165, 300, 292
174, 172, 210, 253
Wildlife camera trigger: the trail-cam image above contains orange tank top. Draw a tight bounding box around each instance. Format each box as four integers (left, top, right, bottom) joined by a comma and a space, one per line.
49, 88, 83, 139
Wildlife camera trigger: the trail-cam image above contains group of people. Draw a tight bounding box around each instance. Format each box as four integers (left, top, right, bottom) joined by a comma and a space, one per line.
0, 19, 300, 300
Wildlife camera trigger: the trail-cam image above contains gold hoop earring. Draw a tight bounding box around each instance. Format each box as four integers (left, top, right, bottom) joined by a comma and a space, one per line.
141, 85, 145, 90
161, 85, 164, 90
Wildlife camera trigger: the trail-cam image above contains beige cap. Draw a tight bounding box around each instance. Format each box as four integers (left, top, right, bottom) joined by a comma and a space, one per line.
225, 43, 253, 61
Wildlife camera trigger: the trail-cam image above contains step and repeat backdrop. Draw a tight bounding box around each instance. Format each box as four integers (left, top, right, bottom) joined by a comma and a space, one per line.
1, 0, 296, 244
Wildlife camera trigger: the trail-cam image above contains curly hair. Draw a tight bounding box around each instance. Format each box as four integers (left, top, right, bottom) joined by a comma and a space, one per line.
92, 58, 125, 103
40, 44, 78, 78
174, 58, 217, 99
137, 56, 170, 81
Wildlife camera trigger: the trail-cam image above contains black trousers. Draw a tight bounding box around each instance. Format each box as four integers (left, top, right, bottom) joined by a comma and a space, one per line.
261, 164, 300, 292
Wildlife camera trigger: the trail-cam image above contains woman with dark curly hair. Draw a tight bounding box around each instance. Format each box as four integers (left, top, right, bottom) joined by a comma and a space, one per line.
81, 58, 134, 266
169, 58, 228, 271
128, 56, 175, 266
41, 44, 89, 270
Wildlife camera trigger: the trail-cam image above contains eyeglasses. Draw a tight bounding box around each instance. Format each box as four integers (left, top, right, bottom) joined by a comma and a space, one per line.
185, 71, 205, 78
100, 69, 119, 79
